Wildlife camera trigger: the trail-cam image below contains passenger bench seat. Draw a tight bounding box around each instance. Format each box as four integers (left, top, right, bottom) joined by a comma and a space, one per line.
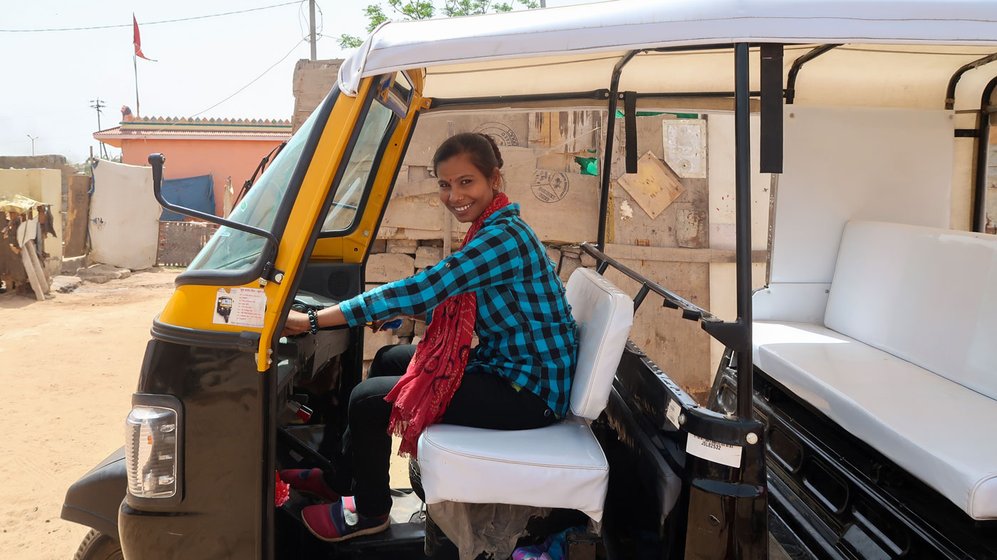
754, 221, 997, 520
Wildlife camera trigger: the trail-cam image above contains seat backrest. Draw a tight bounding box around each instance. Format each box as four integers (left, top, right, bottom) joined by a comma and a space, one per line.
565, 268, 634, 419
824, 220, 997, 400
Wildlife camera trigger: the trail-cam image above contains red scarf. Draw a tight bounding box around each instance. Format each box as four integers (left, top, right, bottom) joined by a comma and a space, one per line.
384, 192, 511, 456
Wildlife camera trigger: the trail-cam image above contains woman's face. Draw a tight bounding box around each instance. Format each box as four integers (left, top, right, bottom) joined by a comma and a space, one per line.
436, 152, 499, 223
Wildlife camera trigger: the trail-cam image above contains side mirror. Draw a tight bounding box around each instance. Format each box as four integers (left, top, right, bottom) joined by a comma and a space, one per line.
148, 153, 278, 247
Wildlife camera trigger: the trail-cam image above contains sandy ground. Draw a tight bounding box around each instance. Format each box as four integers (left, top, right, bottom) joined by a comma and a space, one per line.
0, 270, 180, 560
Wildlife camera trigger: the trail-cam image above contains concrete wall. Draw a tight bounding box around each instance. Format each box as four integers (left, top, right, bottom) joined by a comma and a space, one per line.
0, 167, 63, 265
0, 155, 76, 241
119, 138, 283, 217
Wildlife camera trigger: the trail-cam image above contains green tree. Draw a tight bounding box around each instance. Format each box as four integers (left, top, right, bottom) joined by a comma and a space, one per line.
338, 0, 539, 48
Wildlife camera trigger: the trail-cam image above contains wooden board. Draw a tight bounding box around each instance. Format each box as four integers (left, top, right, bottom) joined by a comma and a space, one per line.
603, 258, 713, 395
616, 151, 684, 219
499, 147, 600, 244
607, 116, 710, 249
64, 174, 90, 258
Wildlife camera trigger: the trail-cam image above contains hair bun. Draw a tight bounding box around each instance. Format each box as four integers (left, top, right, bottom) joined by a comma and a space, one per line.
477, 133, 504, 169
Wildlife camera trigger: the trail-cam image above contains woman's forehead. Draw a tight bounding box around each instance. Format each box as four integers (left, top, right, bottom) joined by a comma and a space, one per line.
436, 153, 482, 179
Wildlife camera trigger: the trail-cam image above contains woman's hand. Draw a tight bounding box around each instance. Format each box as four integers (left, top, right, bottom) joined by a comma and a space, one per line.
283, 310, 311, 337
367, 318, 403, 332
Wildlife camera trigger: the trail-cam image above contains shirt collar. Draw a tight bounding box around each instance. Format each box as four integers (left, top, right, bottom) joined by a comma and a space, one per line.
484, 202, 520, 225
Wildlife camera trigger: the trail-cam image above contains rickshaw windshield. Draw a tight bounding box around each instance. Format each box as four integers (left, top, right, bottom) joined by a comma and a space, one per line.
186, 107, 322, 273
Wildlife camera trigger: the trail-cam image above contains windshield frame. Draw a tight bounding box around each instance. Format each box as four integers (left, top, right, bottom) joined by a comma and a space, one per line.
174, 87, 341, 287
316, 81, 406, 239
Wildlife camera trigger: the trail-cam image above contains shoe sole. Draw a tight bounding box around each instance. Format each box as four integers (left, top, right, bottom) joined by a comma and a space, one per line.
303, 517, 391, 543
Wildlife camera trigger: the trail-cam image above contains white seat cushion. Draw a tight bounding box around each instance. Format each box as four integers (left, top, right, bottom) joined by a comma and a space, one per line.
418, 417, 609, 521
415, 268, 633, 522
565, 268, 634, 419
754, 321, 997, 520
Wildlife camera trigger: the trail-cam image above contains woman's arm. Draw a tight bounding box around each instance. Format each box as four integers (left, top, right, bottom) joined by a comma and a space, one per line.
282, 305, 347, 336
339, 223, 527, 325
282, 308, 422, 337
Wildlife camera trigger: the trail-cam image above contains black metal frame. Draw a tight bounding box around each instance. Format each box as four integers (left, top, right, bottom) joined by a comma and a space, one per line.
785, 45, 839, 105
973, 77, 997, 233
945, 52, 997, 110
597, 50, 639, 251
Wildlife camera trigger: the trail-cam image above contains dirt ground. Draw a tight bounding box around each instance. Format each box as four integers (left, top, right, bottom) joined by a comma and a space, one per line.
0, 269, 180, 560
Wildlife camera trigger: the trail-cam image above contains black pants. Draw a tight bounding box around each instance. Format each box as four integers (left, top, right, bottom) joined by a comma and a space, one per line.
330, 344, 556, 516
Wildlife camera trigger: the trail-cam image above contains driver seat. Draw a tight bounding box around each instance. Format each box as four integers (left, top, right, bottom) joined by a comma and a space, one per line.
416, 267, 634, 522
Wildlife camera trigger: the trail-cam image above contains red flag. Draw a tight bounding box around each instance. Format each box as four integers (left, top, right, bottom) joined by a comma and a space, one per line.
133, 14, 156, 61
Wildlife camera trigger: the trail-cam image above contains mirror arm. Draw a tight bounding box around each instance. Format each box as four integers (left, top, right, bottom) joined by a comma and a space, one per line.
148, 153, 280, 249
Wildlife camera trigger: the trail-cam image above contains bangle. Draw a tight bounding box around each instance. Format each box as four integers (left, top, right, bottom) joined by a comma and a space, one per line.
306, 308, 319, 334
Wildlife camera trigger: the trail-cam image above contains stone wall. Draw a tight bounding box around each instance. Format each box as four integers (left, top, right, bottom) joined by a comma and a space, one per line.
291, 59, 343, 133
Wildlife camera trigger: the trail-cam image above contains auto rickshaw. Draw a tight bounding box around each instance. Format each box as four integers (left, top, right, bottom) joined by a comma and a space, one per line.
63, 1, 997, 558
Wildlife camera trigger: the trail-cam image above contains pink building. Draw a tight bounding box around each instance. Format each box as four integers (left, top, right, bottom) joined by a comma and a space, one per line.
95, 116, 291, 216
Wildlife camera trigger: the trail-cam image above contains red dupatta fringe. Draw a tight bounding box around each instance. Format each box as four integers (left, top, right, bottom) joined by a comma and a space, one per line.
384, 192, 511, 456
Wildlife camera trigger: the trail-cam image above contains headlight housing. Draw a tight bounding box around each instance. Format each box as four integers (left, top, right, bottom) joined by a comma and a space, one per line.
125, 395, 183, 500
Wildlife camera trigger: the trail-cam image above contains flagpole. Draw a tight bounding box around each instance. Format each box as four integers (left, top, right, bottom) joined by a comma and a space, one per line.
134, 53, 141, 117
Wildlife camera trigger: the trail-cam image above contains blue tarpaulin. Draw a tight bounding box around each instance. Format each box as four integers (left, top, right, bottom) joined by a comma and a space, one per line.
160, 175, 215, 221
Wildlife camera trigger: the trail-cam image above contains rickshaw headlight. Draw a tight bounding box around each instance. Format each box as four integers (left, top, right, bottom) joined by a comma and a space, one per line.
125, 404, 179, 499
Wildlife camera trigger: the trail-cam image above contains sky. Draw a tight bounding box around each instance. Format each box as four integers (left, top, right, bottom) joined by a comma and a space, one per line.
1, 0, 592, 163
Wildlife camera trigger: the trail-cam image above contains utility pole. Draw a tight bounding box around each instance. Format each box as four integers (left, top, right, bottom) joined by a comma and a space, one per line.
90, 98, 108, 158
26, 134, 38, 156
90, 98, 106, 131
540, 0, 546, 6
309, 0, 317, 61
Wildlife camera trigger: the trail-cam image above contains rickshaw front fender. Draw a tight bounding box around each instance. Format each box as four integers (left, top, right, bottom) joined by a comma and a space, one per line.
61, 447, 126, 541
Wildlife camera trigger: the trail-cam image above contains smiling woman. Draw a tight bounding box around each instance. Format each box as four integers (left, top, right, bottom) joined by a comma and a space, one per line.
280, 131, 579, 542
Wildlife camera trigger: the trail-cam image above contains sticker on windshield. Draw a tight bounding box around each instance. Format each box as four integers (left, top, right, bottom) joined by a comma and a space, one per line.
686, 433, 742, 469
213, 287, 266, 328
666, 399, 681, 428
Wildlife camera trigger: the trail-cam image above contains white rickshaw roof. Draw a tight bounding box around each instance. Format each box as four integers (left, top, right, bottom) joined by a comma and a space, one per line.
338, 0, 997, 108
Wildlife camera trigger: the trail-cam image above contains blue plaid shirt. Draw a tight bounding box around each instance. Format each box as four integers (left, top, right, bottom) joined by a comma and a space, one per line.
339, 204, 578, 417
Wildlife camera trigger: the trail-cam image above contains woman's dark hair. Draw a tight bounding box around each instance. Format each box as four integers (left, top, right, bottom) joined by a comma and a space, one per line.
432, 132, 504, 178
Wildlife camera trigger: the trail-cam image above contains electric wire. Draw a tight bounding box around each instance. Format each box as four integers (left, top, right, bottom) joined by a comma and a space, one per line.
0, 1, 304, 33
189, 39, 305, 118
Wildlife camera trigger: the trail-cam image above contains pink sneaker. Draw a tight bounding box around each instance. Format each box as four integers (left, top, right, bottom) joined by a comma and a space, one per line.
302, 496, 390, 543
278, 468, 341, 502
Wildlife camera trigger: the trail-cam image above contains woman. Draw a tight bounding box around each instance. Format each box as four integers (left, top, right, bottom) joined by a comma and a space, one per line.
281, 132, 578, 542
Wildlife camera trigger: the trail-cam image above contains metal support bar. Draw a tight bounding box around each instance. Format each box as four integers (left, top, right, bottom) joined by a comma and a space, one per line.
632, 284, 650, 311
946, 52, 997, 110
785, 44, 839, 104
734, 43, 754, 421
598, 50, 639, 251
580, 243, 719, 322
624, 91, 638, 174
760, 44, 784, 173
973, 78, 997, 232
